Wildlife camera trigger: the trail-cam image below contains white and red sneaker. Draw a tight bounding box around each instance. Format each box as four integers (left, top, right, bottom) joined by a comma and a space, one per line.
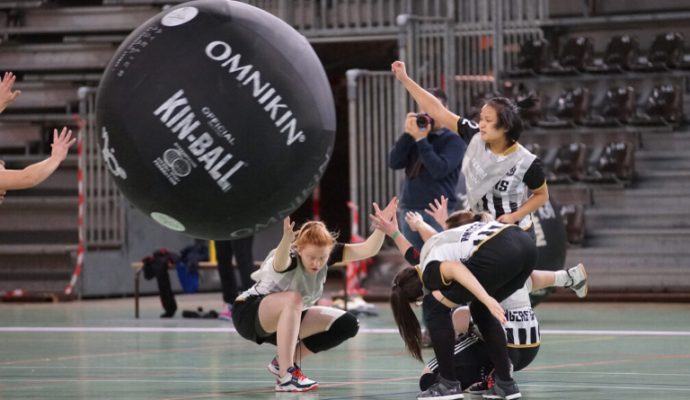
275, 366, 318, 392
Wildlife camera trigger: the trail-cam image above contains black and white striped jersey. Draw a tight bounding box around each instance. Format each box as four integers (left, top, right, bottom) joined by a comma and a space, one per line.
419, 221, 511, 272
502, 284, 540, 348
456, 117, 546, 230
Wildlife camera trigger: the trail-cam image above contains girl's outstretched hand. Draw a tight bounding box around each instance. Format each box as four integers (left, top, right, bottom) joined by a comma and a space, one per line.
50, 127, 76, 162
405, 211, 424, 232
369, 200, 399, 236
425, 196, 449, 229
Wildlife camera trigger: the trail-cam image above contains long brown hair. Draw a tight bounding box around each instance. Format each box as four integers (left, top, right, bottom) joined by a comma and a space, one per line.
390, 266, 425, 361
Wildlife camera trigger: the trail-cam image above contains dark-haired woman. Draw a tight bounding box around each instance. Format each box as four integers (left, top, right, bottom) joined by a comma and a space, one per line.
371, 205, 586, 398
384, 213, 536, 399
391, 61, 548, 231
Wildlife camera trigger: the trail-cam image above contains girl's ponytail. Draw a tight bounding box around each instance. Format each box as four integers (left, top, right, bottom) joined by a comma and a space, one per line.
390, 267, 425, 361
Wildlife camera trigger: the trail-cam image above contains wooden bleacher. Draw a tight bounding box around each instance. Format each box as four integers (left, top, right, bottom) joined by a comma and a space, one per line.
0, 43, 116, 72
0, 5, 158, 36
0, 122, 41, 154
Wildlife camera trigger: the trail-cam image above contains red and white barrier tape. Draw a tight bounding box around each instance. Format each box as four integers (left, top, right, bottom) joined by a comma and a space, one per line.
346, 201, 370, 296
64, 114, 85, 296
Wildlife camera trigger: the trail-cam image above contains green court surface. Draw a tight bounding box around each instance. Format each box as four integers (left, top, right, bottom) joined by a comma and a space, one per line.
1, 294, 690, 399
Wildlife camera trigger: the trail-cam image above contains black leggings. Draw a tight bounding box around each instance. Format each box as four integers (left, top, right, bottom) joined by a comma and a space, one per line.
419, 332, 540, 391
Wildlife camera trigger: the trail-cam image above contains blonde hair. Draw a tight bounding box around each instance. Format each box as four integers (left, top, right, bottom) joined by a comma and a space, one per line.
294, 221, 338, 250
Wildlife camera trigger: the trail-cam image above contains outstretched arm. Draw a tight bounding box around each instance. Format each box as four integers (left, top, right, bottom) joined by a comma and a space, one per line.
425, 196, 449, 229
391, 61, 461, 133
369, 199, 413, 256
0, 127, 75, 191
405, 211, 438, 242
0, 161, 6, 205
272, 217, 296, 272
0, 72, 21, 114
342, 197, 398, 263
440, 260, 506, 324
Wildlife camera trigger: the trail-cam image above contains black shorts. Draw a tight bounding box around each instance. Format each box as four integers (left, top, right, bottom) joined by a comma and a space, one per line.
232, 295, 308, 345
508, 345, 540, 371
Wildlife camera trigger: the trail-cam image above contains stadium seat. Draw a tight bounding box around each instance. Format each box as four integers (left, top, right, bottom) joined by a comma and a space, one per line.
538, 87, 590, 128
631, 84, 682, 126
505, 38, 551, 77
546, 142, 587, 183
542, 36, 594, 75
585, 35, 640, 73
631, 32, 685, 71
466, 90, 501, 120
560, 204, 586, 245
584, 86, 636, 127
524, 143, 545, 159
514, 90, 542, 128
585, 141, 635, 183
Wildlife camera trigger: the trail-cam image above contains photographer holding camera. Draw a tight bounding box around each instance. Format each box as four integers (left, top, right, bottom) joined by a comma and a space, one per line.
388, 88, 466, 250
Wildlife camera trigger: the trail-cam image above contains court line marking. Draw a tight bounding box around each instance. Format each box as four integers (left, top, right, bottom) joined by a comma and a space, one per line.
1, 327, 690, 336
521, 382, 690, 392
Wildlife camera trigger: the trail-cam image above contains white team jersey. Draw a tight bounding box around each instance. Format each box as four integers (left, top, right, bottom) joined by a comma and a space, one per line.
502, 280, 540, 347
419, 221, 511, 273
481, 156, 536, 231
463, 135, 538, 230
236, 248, 327, 309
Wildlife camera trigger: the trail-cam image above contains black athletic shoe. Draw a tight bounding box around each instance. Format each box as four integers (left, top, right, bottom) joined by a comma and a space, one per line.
417, 376, 464, 399
482, 377, 521, 399
466, 372, 494, 394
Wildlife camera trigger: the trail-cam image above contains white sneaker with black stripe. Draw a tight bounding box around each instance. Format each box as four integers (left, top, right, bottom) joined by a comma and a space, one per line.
565, 263, 588, 298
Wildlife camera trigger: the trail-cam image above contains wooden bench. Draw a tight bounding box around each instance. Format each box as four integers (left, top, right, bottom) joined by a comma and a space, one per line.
131, 260, 350, 318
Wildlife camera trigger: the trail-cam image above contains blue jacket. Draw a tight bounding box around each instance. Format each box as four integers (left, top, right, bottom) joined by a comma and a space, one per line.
388, 128, 466, 210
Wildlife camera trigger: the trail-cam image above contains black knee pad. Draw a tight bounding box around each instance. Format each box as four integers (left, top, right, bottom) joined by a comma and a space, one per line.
423, 295, 453, 332
302, 312, 359, 353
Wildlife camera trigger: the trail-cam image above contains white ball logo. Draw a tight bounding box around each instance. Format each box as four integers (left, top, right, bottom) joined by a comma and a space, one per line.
151, 212, 186, 232
162, 7, 199, 27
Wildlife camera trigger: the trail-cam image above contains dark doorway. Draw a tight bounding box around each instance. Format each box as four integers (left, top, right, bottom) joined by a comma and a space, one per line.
291, 40, 398, 238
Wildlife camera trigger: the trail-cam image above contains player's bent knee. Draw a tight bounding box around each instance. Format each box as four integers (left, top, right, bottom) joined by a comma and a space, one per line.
302, 312, 359, 353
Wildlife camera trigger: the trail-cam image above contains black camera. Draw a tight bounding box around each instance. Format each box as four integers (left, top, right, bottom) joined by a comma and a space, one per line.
416, 113, 434, 129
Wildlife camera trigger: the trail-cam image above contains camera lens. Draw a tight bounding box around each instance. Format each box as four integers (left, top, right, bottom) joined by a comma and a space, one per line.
416, 113, 433, 129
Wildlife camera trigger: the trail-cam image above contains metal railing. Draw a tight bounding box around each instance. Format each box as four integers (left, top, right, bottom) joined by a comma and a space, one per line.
346, 70, 404, 229
241, 0, 456, 40
75, 0, 549, 245
78, 87, 126, 249
347, 0, 548, 228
